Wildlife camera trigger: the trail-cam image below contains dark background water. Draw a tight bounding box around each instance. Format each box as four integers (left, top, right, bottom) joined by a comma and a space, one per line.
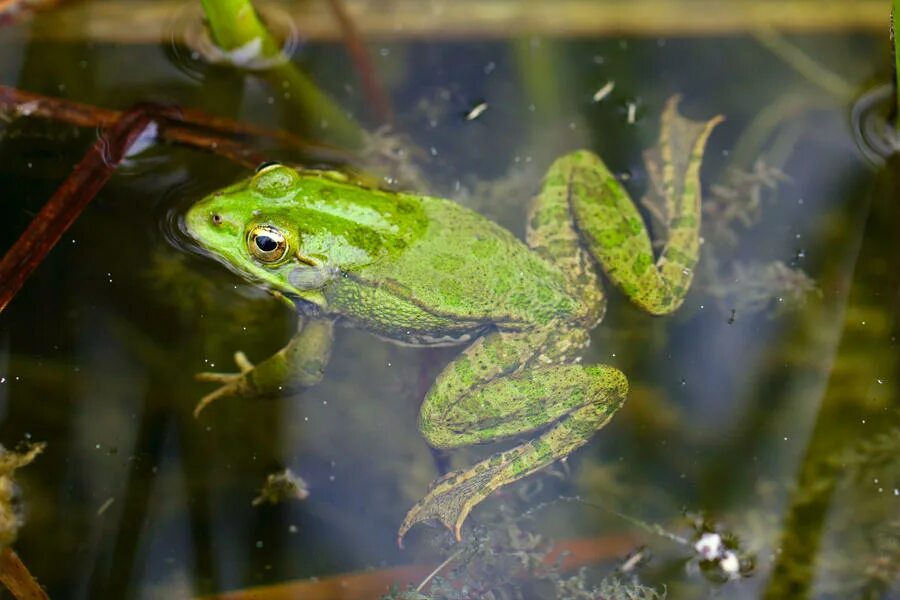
0, 3, 896, 598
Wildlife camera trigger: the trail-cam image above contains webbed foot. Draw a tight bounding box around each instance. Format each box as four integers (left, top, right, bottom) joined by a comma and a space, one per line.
397, 444, 530, 547
193, 351, 255, 418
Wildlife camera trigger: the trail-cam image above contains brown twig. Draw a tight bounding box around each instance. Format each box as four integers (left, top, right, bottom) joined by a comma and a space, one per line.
0, 86, 362, 312
0, 85, 350, 165
326, 0, 393, 124
0, 85, 122, 128
0, 0, 64, 28
0, 548, 48, 600
199, 534, 638, 599
0, 87, 258, 167
0, 104, 175, 313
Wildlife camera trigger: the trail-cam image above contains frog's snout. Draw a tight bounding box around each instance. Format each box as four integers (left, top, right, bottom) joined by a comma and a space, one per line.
183, 205, 202, 242
185, 198, 228, 242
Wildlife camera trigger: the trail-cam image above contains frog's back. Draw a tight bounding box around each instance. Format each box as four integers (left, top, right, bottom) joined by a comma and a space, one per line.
325, 195, 580, 338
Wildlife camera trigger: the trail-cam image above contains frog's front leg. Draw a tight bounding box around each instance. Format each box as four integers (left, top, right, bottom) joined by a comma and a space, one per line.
398, 327, 626, 544
194, 318, 334, 417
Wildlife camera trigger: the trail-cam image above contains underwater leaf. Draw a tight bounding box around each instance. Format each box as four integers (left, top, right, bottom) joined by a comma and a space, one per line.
707, 260, 820, 316
702, 159, 790, 249
0, 442, 44, 549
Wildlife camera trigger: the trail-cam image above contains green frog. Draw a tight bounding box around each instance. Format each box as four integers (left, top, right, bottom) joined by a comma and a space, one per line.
184, 97, 721, 544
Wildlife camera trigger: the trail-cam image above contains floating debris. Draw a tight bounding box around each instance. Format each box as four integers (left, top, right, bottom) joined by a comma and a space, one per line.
592, 81, 615, 102
252, 469, 310, 506
465, 101, 489, 121
96, 497, 115, 516
0, 442, 44, 548
620, 547, 648, 572
709, 261, 820, 317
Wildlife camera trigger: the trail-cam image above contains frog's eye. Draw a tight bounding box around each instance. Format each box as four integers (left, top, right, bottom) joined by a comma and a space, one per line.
247, 225, 289, 264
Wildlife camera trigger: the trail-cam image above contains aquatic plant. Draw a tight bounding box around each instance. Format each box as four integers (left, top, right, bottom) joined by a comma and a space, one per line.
694, 159, 818, 316
198, 0, 364, 146
382, 506, 667, 600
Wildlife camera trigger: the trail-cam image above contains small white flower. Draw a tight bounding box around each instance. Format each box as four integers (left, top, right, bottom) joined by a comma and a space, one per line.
694, 532, 722, 560
720, 550, 740, 578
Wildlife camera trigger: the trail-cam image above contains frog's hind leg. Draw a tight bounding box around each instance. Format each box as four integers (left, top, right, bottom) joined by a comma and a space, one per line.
399, 328, 626, 544
527, 154, 605, 326
560, 99, 722, 315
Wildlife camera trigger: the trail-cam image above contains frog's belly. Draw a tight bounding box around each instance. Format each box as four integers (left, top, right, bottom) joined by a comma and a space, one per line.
326, 277, 522, 346
336, 313, 491, 348
374, 328, 485, 348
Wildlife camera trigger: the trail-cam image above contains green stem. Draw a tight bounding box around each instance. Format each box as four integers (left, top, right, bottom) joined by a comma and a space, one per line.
199, 0, 280, 55
198, 0, 364, 148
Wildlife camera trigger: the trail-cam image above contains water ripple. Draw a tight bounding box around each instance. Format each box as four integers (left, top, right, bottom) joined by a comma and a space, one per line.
166, 2, 303, 81
851, 84, 900, 167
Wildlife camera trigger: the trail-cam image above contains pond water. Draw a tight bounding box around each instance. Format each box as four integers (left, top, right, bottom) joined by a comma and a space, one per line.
0, 2, 897, 599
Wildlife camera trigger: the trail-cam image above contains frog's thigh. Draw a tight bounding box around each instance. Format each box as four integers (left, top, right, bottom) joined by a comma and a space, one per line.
565, 105, 720, 315
402, 355, 626, 541
419, 362, 626, 449
527, 153, 604, 321
563, 152, 693, 315
419, 327, 604, 447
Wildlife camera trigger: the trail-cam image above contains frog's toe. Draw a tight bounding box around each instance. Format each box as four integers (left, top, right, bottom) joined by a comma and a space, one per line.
397, 468, 474, 547
398, 450, 526, 547
194, 371, 240, 384
196, 352, 255, 383
193, 375, 250, 417
193, 353, 255, 418
233, 351, 254, 373
193, 384, 233, 418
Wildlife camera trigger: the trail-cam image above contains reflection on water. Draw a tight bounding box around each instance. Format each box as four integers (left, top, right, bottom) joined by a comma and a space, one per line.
0, 4, 896, 599
852, 84, 900, 166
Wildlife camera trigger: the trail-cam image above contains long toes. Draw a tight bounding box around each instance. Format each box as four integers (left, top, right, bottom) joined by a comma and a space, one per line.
397, 479, 483, 548
234, 351, 254, 373
193, 387, 231, 419
397, 502, 459, 548
397, 446, 534, 547
195, 372, 239, 383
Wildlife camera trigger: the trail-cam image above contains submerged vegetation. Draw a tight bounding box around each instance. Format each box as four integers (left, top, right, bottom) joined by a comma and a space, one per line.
382, 479, 759, 600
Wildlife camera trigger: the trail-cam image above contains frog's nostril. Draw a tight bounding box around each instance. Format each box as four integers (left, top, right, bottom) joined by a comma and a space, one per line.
211, 213, 223, 225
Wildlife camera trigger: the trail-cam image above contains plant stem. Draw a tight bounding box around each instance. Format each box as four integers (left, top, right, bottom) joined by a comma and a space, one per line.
199, 0, 364, 148
0, 548, 48, 600
0, 106, 174, 314
415, 548, 464, 593
199, 0, 280, 56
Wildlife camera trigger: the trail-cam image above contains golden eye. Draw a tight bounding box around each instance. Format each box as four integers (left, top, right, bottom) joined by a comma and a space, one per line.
247, 225, 288, 263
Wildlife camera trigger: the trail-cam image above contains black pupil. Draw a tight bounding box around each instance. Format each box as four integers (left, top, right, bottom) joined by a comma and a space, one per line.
256, 235, 278, 252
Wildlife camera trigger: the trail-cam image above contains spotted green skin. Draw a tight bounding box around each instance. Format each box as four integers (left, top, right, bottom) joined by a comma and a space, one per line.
185, 99, 721, 544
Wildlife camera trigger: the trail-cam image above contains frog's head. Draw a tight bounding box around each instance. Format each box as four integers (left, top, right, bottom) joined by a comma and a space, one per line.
184, 163, 425, 308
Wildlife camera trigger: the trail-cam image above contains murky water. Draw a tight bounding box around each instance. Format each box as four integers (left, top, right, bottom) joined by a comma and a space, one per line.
0, 3, 897, 599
